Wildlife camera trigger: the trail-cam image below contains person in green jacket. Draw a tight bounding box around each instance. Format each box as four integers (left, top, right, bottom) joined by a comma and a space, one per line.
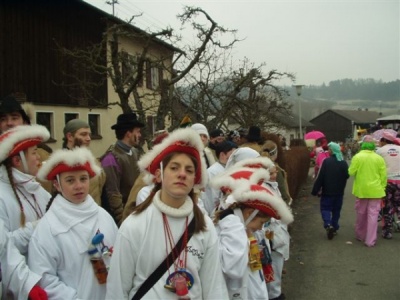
348, 135, 387, 247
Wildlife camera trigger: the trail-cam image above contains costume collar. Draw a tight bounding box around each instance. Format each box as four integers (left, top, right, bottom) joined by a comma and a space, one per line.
0, 165, 41, 193
153, 190, 193, 218
116, 140, 133, 155
49, 194, 98, 233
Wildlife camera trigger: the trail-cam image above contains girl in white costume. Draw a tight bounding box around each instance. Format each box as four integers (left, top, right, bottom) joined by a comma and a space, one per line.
0, 124, 50, 300
212, 165, 293, 300
263, 164, 291, 300
29, 147, 118, 299
106, 127, 229, 299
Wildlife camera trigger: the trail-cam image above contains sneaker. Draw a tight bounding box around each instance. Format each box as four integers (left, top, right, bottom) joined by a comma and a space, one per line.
382, 232, 393, 239
326, 226, 335, 240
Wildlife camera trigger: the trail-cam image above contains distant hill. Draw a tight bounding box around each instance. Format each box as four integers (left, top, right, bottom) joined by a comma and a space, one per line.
285, 78, 400, 121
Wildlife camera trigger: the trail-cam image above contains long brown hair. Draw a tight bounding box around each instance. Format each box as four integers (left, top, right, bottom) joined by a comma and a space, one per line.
3, 158, 26, 227
133, 152, 206, 233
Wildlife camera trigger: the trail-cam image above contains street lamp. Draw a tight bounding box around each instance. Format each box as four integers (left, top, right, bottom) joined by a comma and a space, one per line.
378, 100, 382, 116
294, 85, 304, 138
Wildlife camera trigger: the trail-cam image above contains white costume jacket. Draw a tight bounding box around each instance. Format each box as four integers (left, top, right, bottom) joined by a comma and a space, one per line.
28, 194, 118, 300
0, 165, 50, 299
216, 208, 269, 300
106, 191, 228, 299
204, 162, 225, 216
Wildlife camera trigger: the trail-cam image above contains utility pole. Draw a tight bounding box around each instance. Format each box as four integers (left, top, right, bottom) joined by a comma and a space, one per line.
293, 85, 304, 138
106, 0, 119, 16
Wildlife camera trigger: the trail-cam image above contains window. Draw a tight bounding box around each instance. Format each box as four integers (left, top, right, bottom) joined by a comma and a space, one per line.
147, 115, 155, 136
64, 113, 78, 125
88, 114, 102, 139
36, 112, 56, 142
146, 61, 162, 90
121, 51, 143, 87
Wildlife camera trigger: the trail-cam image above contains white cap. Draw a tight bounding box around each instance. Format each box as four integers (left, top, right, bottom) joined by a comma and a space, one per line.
191, 123, 209, 139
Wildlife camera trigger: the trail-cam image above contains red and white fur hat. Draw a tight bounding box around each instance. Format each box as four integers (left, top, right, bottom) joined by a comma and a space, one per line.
0, 125, 50, 163
212, 167, 270, 194
138, 127, 208, 189
233, 182, 294, 225
37, 147, 101, 181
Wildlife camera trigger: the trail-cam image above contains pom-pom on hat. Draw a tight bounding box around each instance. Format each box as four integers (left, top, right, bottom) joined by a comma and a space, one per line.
179, 115, 192, 128
37, 147, 101, 181
138, 127, 208, 189
233, 183, 294, 224
0, 125, 50, 163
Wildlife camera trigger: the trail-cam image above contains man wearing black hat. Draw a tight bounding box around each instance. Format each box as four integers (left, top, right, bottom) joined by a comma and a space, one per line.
240, 125, 263, 153
100, 112, 144, 225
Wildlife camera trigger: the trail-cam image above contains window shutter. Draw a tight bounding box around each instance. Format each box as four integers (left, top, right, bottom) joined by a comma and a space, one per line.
146, 60, 152, 89
158, 67, 163, 89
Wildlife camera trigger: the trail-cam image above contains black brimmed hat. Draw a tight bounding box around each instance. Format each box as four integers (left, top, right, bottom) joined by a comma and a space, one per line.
111, 112, 144, 130
0, 96, 31, 124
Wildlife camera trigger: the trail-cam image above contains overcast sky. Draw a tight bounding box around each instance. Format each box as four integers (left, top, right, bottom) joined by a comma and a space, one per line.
85, 0, 399, 86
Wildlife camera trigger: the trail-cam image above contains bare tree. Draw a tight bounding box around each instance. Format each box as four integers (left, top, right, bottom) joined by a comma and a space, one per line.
170, 56, 295, 132
56, 6, 239, 142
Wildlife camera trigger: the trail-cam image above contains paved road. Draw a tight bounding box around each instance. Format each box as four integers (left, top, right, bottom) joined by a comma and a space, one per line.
283, 168, 400, 300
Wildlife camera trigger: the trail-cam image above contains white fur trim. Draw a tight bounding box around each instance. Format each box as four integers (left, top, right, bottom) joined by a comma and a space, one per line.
211, 167, 270, 191
0, 125, 50, 163
138, 128, 208, 189
142, 173, 155, 186
232, 183, 294, 225
37, 147, 101, 181
233, 157, 274, 170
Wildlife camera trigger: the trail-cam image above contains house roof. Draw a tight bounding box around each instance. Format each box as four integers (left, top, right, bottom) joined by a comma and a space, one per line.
81, 0, 183, 54
377, 114, 400, 121
310, 109, 380, 124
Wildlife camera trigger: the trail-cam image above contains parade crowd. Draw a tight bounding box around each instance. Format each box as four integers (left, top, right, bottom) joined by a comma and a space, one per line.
0, 95, 399, 300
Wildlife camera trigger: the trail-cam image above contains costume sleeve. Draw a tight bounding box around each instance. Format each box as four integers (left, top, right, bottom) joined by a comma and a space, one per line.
348, 155, 359, 176
106, 221, 138, 300
217, 214, 248, 279
200, 218, 229, 299
28, 234, 77, 300
1, 219, 36, 255
101, 153, 124, 224
0, 222, 41, 300
312, 161, 326, 196
379, 157, 388, 189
